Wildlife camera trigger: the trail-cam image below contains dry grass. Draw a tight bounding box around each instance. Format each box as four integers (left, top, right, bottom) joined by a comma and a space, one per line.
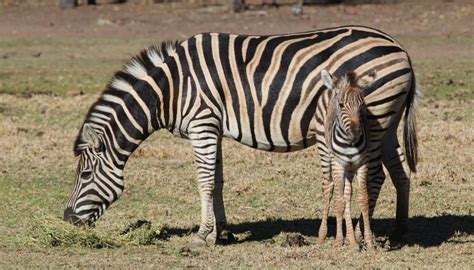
0, 27, 473, 267
0, 78, 472, 269
26, 213, 166, 248
27, 213, 121, 249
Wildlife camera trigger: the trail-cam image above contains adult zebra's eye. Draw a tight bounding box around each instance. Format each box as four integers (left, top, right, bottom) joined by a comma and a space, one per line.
96, 143, 106, 153
80, 170, 93, 180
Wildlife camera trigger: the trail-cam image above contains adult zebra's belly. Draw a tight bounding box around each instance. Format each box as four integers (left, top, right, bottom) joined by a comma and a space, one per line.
222, 115, 319, 152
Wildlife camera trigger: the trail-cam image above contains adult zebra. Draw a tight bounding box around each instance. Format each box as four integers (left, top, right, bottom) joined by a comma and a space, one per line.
64, 25, 419, 246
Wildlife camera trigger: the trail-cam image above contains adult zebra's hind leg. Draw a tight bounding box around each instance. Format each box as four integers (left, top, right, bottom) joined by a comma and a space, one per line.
355, 146, 385, 242
189, 117, 222, 247
382, 131, 410, 241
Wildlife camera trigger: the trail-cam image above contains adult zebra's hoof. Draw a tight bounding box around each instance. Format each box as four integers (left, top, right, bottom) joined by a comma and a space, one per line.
389, 222, 408, 243
205, 231, 217, 246
190, 235, 208, 248
190, 232, 217, 247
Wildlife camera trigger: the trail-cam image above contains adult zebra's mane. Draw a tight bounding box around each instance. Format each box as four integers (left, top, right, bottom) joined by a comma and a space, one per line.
73, 41, 180, 156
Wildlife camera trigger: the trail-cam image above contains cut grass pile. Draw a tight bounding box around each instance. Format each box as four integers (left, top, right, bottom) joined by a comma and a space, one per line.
27, 213, 167, 249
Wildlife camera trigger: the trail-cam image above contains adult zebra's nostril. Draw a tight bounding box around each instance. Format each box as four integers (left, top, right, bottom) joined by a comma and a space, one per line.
63, 207, 79, 224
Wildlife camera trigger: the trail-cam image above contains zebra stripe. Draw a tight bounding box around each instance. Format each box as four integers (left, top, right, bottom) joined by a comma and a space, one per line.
64, 26, 419, 244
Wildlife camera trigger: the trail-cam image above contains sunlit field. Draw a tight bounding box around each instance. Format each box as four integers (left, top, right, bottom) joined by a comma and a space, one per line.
0, 1, 473, 268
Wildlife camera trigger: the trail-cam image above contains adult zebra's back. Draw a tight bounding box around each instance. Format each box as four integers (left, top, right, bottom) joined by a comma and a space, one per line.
64, 26, 418, 246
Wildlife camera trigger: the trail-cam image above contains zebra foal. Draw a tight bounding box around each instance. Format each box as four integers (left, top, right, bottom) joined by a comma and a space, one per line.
318, 69, 374, 250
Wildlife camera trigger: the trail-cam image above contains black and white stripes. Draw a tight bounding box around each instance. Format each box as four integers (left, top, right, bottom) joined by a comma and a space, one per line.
318, 69, 373, 249
64, 25, 419, 244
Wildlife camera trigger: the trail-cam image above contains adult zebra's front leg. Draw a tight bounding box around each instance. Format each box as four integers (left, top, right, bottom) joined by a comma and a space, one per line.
213, 137, 235, 244
189, 116, 223, 247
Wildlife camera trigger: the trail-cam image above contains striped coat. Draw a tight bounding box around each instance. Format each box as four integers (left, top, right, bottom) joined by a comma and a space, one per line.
65, 25, 418, 245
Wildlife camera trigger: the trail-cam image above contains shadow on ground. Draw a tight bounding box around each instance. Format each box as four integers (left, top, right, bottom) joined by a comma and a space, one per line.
164, 214, 474, 248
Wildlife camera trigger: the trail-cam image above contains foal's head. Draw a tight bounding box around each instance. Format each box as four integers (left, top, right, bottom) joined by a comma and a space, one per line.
321, 69, 377, 142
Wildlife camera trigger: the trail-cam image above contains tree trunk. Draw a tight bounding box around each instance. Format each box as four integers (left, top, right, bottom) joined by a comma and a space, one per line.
231, 0, 245, 12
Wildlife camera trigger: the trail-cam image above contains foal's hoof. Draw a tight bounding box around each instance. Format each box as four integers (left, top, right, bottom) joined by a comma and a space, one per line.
365, 244, 375, 251
333, 239, 343, 248
351, 245, 361, 253
318, 237, 326, 245
355, 231, 363, 244
364, 239, 375, 251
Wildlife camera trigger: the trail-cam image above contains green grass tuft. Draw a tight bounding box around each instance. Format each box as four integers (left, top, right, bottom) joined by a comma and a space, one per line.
27, 213, 121, 248
27, 214, 167, 249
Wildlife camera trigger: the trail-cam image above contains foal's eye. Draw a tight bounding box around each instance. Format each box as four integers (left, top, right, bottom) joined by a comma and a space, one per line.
80, 170, 93, 179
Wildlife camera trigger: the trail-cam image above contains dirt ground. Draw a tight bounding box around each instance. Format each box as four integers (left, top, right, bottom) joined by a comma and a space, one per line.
0, 0, 473, 268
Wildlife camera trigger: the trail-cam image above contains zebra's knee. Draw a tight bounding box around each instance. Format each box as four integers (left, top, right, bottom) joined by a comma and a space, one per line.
385, 163, 410, 192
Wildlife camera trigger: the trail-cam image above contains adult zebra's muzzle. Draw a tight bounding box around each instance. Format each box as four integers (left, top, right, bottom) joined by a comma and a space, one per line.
63, 207, 79, 224
63, 207, 93, 227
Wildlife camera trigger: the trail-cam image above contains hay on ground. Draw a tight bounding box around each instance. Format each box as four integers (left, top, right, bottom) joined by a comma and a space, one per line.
27, 213, 167, 249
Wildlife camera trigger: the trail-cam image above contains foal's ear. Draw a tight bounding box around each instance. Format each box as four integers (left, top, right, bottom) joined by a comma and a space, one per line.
358, 69, 377, 89
81, 123, 100, 149
321, 69, 335, 90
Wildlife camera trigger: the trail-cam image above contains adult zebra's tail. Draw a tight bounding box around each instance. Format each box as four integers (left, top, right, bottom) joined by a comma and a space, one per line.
403, 64, 419, 173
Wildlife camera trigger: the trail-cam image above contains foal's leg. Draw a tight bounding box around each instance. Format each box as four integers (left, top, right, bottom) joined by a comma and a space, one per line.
343, 172, 358, 249
357, 163, 374, 249
332, 159, 345, 247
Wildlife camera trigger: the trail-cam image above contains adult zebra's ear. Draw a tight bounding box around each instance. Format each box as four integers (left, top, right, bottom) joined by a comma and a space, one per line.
81, 123, 100, 149
321, 69, 335, 90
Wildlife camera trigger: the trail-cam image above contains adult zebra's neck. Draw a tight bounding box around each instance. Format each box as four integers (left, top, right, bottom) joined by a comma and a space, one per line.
73, 42, 179, 168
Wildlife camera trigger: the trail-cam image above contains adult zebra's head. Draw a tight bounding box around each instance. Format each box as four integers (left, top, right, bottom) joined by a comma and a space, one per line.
321, 69, 376, 142
64, 123, 124, 226
63, 42, 179, 226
